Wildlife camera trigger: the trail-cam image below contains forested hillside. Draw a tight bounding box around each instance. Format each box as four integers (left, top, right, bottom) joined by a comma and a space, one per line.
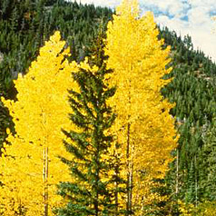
1, 0, 216, 215
159, 28, 216, 214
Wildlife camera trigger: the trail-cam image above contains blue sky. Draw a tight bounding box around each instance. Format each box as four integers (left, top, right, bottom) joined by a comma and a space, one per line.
69, 0, 216, 62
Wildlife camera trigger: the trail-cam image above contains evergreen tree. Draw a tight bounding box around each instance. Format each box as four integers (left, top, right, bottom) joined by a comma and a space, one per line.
199, 119, 216, 201
56, 34, 126, 216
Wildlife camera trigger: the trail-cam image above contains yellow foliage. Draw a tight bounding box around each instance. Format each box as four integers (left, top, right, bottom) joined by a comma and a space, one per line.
0, 1, 179, 214
191, 201, 216, 216
0, 31, 78, 215
178, 200, 195, 216
105, 0, 178, 214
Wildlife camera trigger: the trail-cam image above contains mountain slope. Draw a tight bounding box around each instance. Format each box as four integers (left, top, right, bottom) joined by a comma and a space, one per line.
160, 27, 216, 208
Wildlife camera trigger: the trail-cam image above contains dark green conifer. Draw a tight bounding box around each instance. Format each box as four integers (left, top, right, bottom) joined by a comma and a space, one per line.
55, 33, 126, 216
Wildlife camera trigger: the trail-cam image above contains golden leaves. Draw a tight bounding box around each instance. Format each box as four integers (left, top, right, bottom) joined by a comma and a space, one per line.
0, 31, 77, 215
105, 0, 178, 213
0, 1, 178, 215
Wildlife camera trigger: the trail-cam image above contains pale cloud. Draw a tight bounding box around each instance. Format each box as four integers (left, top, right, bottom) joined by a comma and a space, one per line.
156, 15, 216, 61
142, 0, 216, 62
140, 0, 189, 18
154, 1, 216, 62
188, 7, 210, 26
67, 0, 216, 61
188, 0, 216, 8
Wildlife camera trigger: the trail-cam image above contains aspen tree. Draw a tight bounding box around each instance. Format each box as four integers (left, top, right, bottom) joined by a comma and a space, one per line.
105, 0, 178, 214
0, 31, 78, 215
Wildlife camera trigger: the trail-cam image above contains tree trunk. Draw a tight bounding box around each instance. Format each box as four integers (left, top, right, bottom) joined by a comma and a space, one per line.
43, 147, 49, 216
114, 148, 119, 216
176, 148, 179, 195
126, 122, 132, 215
195, 155, 198, 207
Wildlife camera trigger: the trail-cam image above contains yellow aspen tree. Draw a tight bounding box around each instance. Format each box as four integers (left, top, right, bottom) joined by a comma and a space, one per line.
105, 0, 178, 214
0, 31, 78, 215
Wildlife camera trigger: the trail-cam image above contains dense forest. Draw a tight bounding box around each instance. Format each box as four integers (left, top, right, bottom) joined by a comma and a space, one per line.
1, 0, 216, 215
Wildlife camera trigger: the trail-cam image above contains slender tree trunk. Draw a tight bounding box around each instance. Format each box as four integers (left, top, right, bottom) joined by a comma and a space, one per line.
176, 148, 179, 195
43, 147, 49, 216
126, 78, 133, 215
130, 157, 133, 212
126, 122, 132, 215
195, 155, 198, 207
95, 184, 99, 216
95, 139, 100, 216
115, 180, 119, 216
114, 146, 119, 216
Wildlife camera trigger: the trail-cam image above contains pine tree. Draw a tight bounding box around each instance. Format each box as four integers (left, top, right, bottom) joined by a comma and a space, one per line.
0, 67, 14, 153
55, 34, 126, 216
199, 120, 216, 201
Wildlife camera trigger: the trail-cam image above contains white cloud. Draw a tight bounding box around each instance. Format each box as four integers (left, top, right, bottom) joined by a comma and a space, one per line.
188, 0, 216, 8
156, 15, 216, 61
140, 0, 189, 18
143, 0, 216, 62
153, 0, 216, 62
67, 0, 216, 61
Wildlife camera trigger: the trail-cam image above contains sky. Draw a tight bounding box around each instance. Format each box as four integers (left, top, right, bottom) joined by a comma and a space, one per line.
69, 0, 216, 62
